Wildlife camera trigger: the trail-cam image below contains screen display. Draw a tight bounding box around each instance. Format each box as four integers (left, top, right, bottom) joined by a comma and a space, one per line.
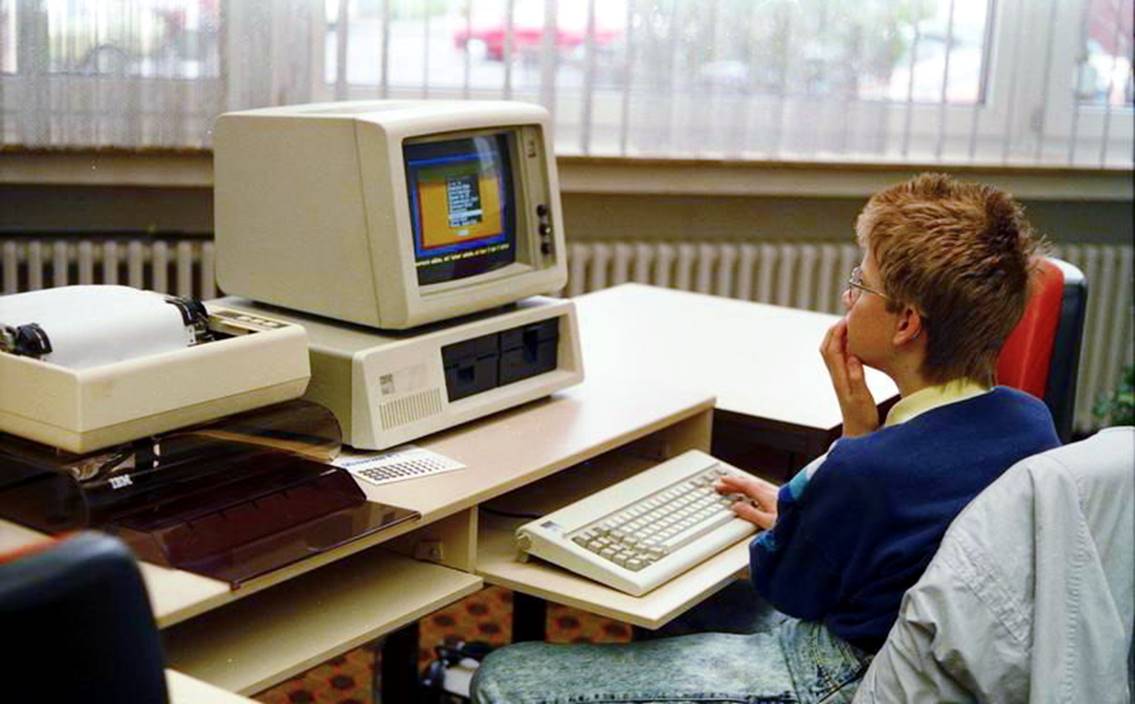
404, 134, 517, 286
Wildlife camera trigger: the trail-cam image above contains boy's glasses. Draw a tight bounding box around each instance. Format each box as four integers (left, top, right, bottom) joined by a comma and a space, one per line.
846, 266, 889, 303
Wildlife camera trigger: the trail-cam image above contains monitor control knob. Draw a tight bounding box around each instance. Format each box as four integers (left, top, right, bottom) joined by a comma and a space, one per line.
538, 223, 552, 236
541, 242, 552, 255
536, 204, 549, 217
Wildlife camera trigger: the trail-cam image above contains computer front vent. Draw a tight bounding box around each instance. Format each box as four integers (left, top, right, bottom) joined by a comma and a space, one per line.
379, 389, 443, 430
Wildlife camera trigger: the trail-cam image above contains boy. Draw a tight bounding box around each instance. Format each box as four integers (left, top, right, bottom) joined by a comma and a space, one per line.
472, 173, 1061, 703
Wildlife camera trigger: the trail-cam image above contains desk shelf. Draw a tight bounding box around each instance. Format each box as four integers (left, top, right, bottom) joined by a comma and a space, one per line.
162, 547, 481, 696
473, 433, 751, 630
477, 520, 749, 630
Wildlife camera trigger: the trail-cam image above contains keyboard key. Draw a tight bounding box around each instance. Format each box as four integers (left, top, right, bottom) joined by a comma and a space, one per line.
659, 510, 735, 551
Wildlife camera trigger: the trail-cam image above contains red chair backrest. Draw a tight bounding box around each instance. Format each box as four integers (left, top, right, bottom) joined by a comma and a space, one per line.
996, 258, 1065, 399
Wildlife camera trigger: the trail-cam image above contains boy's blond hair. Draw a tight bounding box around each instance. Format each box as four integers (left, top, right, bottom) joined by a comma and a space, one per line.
856, 173, 1042, 386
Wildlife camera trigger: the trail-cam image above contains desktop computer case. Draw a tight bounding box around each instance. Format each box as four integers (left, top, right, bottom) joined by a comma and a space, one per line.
217, 296, 584, 450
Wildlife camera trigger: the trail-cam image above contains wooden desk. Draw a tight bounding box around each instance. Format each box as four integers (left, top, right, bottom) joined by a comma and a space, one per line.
0, 286, 890, 697
574, 284, 899, 477
0, 378, 720, 697
164, 379, 719, 694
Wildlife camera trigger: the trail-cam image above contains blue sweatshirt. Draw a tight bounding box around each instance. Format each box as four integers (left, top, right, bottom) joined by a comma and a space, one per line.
750, 386, 1060, 652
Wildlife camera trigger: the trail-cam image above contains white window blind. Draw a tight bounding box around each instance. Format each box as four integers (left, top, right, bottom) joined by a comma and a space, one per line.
1, 0, 1131, 167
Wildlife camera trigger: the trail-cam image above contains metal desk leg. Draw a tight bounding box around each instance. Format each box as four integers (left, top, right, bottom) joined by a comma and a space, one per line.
511, 592, 548, 642
376, 622, 420, 703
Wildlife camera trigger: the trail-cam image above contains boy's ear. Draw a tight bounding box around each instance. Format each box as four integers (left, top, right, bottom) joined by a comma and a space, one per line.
893, 306, 924, 346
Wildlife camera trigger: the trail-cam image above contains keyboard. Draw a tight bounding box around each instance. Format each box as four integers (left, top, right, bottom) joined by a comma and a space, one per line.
515, 449, 758, 596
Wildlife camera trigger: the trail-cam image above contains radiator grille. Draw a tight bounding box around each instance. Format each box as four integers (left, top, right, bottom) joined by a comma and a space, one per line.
567, 242, 864, 314
568, 241, 1135, 434
379, 389, 444, 431
0, 237, 215, 299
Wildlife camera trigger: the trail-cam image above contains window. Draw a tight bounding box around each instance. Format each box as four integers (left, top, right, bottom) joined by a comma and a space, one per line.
1, 0, 222, 146
1076, 0, 1133, 108
1, 0, 15, 74
1068, 0, 1133, 163
2, 0, 1131, 166
34, 0, 219, 77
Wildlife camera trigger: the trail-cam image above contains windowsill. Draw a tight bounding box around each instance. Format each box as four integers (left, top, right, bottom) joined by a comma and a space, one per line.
1, 147, 1131, 201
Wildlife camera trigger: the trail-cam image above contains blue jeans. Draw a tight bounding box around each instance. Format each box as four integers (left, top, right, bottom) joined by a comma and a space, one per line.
470, 581, 869, 704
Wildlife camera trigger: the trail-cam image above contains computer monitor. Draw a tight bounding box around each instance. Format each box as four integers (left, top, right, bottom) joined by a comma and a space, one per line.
214, 101, 567, 330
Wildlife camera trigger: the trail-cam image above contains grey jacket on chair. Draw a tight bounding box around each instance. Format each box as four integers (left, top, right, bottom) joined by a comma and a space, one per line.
854, 426, 1134, 704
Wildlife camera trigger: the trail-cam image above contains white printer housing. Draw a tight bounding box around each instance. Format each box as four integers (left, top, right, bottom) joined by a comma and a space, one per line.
0, 296, 310, 454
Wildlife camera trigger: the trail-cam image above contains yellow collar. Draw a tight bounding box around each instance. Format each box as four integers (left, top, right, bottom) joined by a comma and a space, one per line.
884, 379, 991, 428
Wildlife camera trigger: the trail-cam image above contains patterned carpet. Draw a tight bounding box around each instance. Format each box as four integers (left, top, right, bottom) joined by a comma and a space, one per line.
254, 586, 633, 703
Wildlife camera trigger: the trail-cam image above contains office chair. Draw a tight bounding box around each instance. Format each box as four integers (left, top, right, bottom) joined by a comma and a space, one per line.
996, 257, 1087, 443
854, 427, 1134, 703
0, 531, 169, 703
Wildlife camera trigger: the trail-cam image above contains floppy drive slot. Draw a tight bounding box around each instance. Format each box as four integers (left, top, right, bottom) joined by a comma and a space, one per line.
441, 317, 561, 402
499, 318, 558, 384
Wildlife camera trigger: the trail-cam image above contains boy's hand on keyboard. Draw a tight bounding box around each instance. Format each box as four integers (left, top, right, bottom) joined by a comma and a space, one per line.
714, 473, 779, 530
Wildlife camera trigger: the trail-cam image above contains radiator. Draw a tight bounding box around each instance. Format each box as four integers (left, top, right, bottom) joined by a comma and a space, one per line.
0, 237, 216, 300
568, 241, 1135, 434
3, 236, 1130, 433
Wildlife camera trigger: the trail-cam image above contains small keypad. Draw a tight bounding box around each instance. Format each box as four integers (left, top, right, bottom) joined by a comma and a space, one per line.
353, 457, 461, 486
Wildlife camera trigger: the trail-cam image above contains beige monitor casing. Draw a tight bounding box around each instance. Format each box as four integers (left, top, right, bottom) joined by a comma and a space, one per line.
0, 305, 311, 454
215, 296, 584, 450
214, 100, 568, 331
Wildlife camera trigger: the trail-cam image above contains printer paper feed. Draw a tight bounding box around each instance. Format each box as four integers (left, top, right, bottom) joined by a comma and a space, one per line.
0, 400, 420, 588
0, 285, 192, 368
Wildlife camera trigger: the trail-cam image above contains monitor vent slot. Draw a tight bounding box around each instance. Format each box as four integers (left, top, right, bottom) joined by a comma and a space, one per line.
379, 389, 443, 430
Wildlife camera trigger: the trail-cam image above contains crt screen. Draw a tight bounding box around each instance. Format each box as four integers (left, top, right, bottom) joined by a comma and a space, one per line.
404, 133, 517, 286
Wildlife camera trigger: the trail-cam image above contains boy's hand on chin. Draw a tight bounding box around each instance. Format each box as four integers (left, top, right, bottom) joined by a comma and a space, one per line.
821, 319, 880, 438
